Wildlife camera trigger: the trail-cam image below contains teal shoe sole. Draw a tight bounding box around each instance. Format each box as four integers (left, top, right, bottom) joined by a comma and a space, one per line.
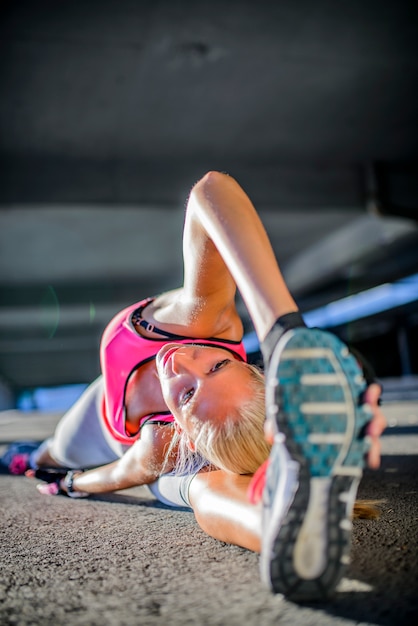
262, 328, 370, 601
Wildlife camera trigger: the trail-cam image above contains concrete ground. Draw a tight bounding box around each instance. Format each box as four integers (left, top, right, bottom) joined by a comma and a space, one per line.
0, 402, 417, 626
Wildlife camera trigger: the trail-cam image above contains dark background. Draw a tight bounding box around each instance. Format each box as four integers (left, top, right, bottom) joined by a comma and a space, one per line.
1, 0, 417, 406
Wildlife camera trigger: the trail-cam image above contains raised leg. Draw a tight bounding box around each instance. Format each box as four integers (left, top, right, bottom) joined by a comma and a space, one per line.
261, 327, 370, 600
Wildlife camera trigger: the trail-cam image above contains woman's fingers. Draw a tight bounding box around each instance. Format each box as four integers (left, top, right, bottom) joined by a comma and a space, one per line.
36, 482, 61, 496
367, 437, 382, 469
364, 383, 387, 469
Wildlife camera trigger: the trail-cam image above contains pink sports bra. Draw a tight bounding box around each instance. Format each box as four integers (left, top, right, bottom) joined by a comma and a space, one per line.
100, 297, 247, 444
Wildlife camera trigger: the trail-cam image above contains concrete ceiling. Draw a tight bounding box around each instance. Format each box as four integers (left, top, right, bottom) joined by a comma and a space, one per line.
0, 0, 417, 398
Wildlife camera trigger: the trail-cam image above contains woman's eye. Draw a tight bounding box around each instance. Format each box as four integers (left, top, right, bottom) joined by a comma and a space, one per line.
181, 388, 195, 405
212, 359, 230, 372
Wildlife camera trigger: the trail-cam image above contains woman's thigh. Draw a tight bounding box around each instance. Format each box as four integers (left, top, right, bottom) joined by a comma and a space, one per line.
48, 377, 124, 468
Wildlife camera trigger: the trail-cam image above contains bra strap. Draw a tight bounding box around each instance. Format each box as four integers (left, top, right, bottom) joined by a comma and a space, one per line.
131, 309, 189, 340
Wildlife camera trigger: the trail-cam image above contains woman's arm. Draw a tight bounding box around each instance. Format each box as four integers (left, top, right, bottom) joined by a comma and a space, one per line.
146, 174, 246, 340
185, 171, 299, 341
59, 425, 176, 496
148, 171, 298, 341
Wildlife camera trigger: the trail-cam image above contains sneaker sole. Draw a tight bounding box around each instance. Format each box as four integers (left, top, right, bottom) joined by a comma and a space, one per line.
0, 441, 40, 469
262, 328, 369, 601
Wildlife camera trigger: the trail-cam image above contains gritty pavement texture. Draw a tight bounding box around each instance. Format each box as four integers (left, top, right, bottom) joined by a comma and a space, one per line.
0, 403, 417, 626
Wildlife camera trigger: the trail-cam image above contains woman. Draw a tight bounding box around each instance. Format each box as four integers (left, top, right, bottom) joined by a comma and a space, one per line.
3, 171, 386, 601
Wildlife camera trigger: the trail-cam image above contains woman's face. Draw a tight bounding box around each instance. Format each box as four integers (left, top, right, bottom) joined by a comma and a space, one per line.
156, 343, 254, 439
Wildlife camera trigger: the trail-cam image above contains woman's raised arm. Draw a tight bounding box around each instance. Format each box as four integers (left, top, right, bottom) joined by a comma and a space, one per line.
185, 171, 299, 340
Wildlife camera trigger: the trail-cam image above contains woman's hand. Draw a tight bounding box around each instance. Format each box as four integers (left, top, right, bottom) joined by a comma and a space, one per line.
33, 470, 89, 498
36, 481, 62, 496
364, 383, 387, 469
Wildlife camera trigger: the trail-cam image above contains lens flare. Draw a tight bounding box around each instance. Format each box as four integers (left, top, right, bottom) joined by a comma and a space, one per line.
39, 285, 60, 338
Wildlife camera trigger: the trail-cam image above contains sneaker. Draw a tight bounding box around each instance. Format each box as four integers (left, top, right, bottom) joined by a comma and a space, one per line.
260, 327, 370, 601
0, 441, 40, 475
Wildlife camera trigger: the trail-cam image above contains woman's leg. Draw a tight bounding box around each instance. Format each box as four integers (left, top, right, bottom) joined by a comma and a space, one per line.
190, 172, 374, 601
33, 440, 61, 468
34, 377, 123, 469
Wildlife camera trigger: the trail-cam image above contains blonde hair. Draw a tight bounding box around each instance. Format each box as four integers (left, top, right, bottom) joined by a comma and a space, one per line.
353, 500, 384, 519
163, 361, 384, 521
166, 363, 270, 476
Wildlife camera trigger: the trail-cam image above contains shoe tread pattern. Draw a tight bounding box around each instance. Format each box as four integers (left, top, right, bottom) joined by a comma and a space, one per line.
265, 328, 369, 601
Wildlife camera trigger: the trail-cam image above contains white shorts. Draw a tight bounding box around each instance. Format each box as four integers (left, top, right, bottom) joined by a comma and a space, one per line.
46, 376, 195, 508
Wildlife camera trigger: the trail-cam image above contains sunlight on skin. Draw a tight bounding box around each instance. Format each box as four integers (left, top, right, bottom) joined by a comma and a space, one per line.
189, 471, 262, 552
364, 384, 387, 469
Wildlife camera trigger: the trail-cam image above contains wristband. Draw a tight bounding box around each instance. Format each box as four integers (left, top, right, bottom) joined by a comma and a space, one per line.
63, 470, 89, 499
